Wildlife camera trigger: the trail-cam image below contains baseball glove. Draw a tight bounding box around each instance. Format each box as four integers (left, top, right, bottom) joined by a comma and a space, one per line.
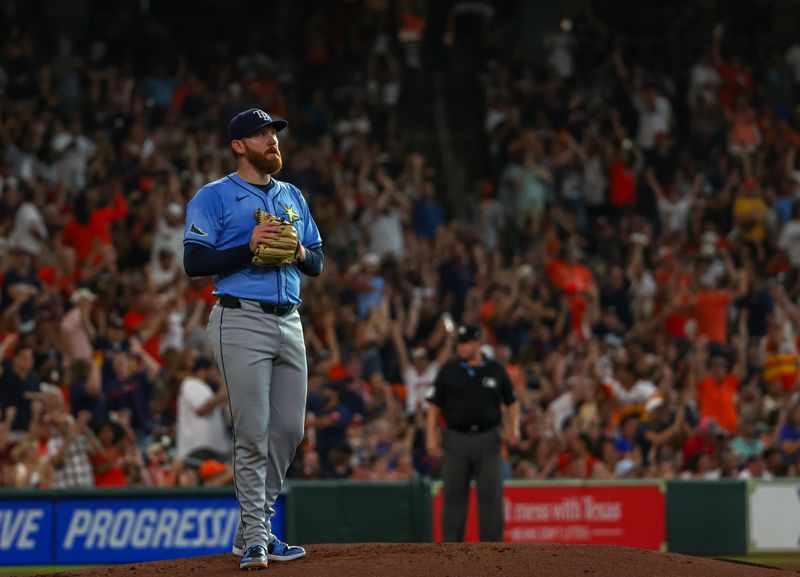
251, 209, 299, 267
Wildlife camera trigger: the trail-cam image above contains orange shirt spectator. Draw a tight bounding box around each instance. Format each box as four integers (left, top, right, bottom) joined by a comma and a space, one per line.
761, 321, 799, 391
91, 421, 128, 487
717, 60, 753, 109
567, 293, 589, 341
727, 105, 760, 147
609, 158, 637, 207
186, 278, 216, 308
655, 256, 693, 338
694, 289, 733, 343
91, 447, 127, 487
546, 256, 595, 293
682, 420, 717, 464
61, 193, 128, 263
505, 362, 525, 392
697, 369, 739, 434
123, 308, 162, 364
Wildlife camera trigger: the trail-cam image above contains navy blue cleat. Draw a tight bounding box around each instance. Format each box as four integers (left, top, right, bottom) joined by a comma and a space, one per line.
239, 544, 268, 571
267, 538, 306, 562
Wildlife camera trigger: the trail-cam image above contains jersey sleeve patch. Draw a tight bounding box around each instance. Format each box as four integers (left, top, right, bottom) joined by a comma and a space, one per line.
184, 185, 223, 247
188, 222, 208, 237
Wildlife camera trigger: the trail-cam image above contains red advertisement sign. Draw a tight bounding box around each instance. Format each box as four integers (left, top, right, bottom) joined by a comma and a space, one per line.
432, 483, 665, 550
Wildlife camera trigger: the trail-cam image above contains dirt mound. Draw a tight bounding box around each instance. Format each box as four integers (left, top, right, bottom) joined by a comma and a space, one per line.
26, 543, 795, 577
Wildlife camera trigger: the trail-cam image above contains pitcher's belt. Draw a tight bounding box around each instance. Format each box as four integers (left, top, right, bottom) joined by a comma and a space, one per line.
218, 294, 299, 317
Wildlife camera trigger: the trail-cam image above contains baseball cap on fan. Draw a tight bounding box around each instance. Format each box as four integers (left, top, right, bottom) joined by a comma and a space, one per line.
457, 324, 482, 343
227, 108, 288, 142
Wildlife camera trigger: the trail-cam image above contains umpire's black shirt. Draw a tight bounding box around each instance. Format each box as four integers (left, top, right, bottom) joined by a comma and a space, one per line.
427, 358, 515, 431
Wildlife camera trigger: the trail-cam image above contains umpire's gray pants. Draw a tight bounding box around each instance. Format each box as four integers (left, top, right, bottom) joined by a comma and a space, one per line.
441, 428, 504, 542
208, 300, 307, 550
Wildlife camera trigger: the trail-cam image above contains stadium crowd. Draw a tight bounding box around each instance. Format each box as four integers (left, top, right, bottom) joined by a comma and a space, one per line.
2, 1, 800, 489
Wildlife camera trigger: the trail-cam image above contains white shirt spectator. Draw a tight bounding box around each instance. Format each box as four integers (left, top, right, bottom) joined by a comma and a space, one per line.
176, 376, 230, 460
688, 62, 721, 105
403, 362, 439, 415
583, 154, 608, 207
334, 114, 371, 153
786, 44, 800, 84
60, 306, 94, 365
634, 94, 672, 149
149, 255, 181, 293
696, 257, 726, 289
778, 219, 800, 266
364, 210, 404, 259
631, 270, 657, 317
547, 390, 577, 430
657, 196, 692, 234
479, 198, 505, 252
680, 468, 721, 480
9, 201, 48, 256
485, 105, 507, 135
545, 31, 575, 79
159, 310, 186, 356
151, 217, 185, 263
605, 378, 657, 406
51, 131, 96, 192
48, 434, 95, 489
738, 468, 773, 480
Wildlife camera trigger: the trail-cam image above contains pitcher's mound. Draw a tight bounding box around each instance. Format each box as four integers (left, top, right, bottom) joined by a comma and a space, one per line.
29, 543, 794, 577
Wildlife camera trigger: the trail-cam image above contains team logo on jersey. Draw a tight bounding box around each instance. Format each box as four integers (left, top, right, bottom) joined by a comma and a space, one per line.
189, 222, 208, 236
280, 203, 300, 224
482, 377, 497, 389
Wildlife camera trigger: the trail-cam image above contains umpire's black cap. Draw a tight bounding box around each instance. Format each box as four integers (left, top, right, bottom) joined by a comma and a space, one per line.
228, 108, 288, 141
457, 324, 482, 343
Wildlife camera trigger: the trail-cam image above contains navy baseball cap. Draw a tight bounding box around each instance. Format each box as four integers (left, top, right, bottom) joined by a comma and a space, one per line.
457, 324, 482, 343
228, 108, 288, 141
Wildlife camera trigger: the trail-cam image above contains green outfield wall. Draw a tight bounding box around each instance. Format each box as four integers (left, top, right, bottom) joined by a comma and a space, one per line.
666, 480, 748, 555
283, 478, 432, 544
0, 478, 787, 565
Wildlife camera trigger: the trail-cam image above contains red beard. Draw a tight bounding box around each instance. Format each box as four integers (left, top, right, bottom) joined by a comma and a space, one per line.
245, 146, 282, 175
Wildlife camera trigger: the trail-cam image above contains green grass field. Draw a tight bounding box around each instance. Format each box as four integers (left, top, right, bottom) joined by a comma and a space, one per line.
0, 566, 100, 575
721, 554, 800, 570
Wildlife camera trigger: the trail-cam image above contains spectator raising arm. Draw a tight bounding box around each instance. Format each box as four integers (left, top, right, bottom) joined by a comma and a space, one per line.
390, 320, 411, 375
0, 334, 19, 377
0, 406, 17, 451
78, 410, 105, 456
129, 337, 160, 380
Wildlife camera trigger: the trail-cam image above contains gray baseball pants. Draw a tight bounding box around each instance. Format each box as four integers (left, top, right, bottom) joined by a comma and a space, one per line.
441, 427, 504, 542
207, 299, 307, 551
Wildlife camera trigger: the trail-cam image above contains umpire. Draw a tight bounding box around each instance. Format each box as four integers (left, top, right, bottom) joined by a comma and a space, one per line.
426, 324, 519, 542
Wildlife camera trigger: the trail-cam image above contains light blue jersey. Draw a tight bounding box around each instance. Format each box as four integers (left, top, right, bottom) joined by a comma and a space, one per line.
183, 172, 322, 304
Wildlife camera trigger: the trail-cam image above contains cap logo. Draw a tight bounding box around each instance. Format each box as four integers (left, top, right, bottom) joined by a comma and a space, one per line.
253, 110, 270, 121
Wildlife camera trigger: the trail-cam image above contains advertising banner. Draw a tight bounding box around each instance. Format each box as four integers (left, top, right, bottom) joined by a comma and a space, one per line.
0, 500, 53, 565
0, 493, 284, 565
55, 496, 285, 564
749, 481, 800, 553
432, 483, 665, 550
55, 497, 240, 563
